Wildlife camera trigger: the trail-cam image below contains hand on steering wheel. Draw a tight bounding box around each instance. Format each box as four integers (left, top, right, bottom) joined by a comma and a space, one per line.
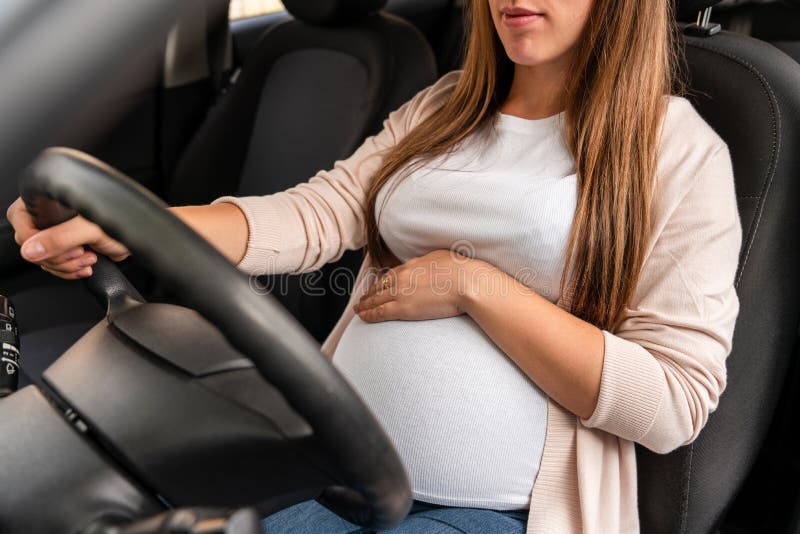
7, 196, 129, 279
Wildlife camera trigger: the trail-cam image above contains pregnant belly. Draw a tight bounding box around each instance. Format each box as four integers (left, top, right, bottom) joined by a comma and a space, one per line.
332, 315, 548, 510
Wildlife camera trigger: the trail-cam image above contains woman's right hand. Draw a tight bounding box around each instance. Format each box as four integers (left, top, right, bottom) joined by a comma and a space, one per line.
6, 197, 130, 280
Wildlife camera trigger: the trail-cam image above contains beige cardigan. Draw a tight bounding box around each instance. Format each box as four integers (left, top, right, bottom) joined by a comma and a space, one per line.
215, 71, 742, 533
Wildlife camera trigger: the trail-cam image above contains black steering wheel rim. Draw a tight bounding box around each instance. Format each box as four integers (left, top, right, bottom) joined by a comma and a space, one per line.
18, 147, 412, 530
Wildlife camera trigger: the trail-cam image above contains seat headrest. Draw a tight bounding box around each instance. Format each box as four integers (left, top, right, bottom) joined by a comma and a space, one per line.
283, 0, 388, 26
675, 0, 722, 18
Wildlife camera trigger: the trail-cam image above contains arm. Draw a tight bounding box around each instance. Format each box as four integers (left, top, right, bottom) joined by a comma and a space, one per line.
7, 72, 461, 279
6, 199, 248, 279
356, 144, 741, 453
211, 72, 458, 276
579, 145, 741, 453
459, 265, 605, 420
171, 203, 248, 263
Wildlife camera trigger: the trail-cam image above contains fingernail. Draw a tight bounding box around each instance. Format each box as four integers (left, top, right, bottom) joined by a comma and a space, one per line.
22, 241, 45, 260
78, 267, 92, 277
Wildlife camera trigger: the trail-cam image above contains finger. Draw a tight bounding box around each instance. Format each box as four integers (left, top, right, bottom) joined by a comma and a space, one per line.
357, 301, 404, 323
5, 198, 17, 222
46, 246, 86, 265
105, 251, 131, 262
20, 216, 105, 262
41, 252, 97, 274
354, 290, 396, 313
40, 264, 93, 281
6, 197, 25, 225
7, 198, 40, 245
363, 267, 399, 298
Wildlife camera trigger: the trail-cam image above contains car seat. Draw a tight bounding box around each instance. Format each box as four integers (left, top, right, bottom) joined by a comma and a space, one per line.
638, 1, 800, 532
709, 0, 800, 63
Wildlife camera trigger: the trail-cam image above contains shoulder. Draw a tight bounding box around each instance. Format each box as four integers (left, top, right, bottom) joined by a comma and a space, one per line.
429, 69, 463, 93
659, 96, 729, 167
419, 69, 462, 103
647, 97, 740, 271
654, 96, 733, 210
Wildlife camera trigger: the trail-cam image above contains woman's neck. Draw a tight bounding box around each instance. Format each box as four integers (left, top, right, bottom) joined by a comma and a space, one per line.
500, 60, 569, 120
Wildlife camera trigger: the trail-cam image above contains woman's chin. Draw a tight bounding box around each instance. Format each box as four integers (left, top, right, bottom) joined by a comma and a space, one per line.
505, 51, 552, 68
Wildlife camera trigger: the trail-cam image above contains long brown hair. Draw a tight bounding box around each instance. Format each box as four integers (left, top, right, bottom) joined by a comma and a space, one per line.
365, 0, 681, 330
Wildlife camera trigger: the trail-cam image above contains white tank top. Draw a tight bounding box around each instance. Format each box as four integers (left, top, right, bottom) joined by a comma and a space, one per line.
333, 111, 577, 510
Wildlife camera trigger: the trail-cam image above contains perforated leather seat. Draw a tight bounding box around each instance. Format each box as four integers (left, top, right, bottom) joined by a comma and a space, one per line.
638, 1, 800, 532
168, 0, 436, 341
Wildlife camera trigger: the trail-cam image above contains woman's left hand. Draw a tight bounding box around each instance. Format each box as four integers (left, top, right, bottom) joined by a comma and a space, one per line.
354, 249, 483, 322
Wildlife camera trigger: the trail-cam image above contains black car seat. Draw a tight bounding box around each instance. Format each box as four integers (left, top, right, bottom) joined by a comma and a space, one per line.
385, 0, 465, 75
638, 1, 800, 532
167, 0, 437, 341
702, 0, 800, 62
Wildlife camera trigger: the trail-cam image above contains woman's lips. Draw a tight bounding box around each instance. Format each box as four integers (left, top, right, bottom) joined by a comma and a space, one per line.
501, 10, 545, 29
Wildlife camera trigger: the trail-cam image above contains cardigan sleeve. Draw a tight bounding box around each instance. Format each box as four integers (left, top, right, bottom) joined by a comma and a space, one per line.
212, 71, 460, 276
580, 144, 742, 454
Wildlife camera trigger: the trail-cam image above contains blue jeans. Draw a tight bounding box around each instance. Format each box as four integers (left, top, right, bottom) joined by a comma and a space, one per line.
262, 499, 528, 533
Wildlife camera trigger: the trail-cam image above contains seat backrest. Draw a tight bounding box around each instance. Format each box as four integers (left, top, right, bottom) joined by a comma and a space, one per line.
168, 0, 436, 340
712, 0, 800, 63
638, 2, 800, 532
385, 0, 465, 74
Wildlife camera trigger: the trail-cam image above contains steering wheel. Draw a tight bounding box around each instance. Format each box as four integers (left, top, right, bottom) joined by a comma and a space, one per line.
18, 146, 412, 530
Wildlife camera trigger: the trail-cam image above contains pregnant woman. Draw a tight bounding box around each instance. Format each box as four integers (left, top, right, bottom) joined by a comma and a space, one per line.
6, 0, 742, 532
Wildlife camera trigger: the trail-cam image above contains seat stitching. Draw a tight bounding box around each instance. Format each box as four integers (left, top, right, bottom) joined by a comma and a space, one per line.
679, 444, 695, 534
686, 40, 781, 290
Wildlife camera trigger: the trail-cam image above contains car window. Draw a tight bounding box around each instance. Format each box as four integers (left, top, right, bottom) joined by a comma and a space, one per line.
229, 0, 285, 20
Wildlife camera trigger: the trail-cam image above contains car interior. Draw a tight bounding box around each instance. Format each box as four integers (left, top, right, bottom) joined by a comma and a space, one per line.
0, 0, 798, 532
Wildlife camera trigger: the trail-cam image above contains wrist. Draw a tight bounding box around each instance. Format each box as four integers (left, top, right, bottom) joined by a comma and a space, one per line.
456, 258, 496, 314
